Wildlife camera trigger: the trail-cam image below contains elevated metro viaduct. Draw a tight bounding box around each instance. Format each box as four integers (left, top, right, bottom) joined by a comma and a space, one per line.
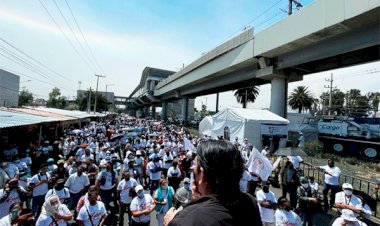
130, 0, 380, 122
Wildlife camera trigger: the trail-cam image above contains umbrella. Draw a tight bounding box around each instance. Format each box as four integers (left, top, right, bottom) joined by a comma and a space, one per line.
125, 132, 139, 139
149, 132, 160, 137
67, 129, 83, 135
273, 147, 308, 157
110, 133, 124, 141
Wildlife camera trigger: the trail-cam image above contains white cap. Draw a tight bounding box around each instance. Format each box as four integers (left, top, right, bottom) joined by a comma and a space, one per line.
342, 183, 353, 190
341, 209, 358, 221
136, 150, 142, 155
135, 185, 144, 192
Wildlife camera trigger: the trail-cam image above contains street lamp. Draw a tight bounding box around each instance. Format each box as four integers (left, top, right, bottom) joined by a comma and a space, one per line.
105, 84, 115, 114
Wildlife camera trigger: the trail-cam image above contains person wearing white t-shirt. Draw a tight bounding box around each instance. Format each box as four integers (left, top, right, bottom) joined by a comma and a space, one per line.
64, 166, 90, 211
239, 170, 251, 193
0, 179, 27, 219
130, 185, 155, 226
134, 151, 144, 185
45, 179, 70, 204
162, 151, 173, 178
147, 154, 162, 195
318, 160, 341, 210
28, 165, 51, 218
335, 183, 362, 216
36, 195, 73, 226
117, 171, 138, 226
77, 192, 107, 226
167, 161, 182, 191
275, 197, 302, 226
257, 182, 277, 226
95, 162, 118, 211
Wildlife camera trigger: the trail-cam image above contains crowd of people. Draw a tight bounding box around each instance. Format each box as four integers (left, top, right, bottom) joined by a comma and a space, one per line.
0, 116, 376, 226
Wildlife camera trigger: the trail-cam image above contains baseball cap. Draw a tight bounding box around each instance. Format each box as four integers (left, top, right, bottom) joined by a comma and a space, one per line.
342, 183, 353, 190
183, 178, 190, 184
135, 185, 144, 192
136, 150, 142, 155
175, 187, 190, 204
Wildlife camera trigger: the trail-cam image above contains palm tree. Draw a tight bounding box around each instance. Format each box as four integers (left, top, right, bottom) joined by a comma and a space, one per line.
288, 86, 314, 113
234, 84, 260, 108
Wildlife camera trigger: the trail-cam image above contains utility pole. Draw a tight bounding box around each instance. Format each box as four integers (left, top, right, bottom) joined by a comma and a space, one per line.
87, 87, 92, 113
94, 74, 105, 113
216, 93, 219, 113
324, 73, 336, 116
288, 0, 303, 15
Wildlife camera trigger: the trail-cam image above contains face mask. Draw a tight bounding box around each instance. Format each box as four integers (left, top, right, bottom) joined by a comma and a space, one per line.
101, 168, 107, 173
301, 183, 309, 189
124, 177, 130, 181
328, 164, 334, 168
10, 209, 19, 220
52, 204, 59, 211
161, 185, 168, 190
2, 163, 8, 168
344, 190, 353, 196
263, 187, 269, 193
77, 171, 83, 176
184, 184, 190, 190
137, 191, 144, 198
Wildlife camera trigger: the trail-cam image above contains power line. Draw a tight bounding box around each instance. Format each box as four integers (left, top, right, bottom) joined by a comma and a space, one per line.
0, 36, 73, 83
0, 46, 58, 84
52, 0, 100, 73
64, 0, 105, 75
38, 0, 97, 73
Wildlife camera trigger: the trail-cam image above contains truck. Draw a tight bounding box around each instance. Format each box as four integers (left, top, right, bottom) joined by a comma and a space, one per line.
310, 116, 380, 161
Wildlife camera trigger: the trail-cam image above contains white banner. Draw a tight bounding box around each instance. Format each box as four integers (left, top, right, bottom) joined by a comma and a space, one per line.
318, 122, 348, 136
245, 148, 273, 181
260, 124, 288, 137
272, 156, 282, 170
183, 137, 197, 153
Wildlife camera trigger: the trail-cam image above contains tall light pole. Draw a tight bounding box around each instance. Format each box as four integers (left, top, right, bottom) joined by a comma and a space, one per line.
94, 74, 105, 113
105, 84, 115, 114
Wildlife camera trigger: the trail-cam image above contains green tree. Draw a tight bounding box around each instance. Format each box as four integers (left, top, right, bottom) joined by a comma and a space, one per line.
18, 89, 33, 106
346, 89, 369, 117
65, 102, 79, 110
76, 91, 107, 112
234, 83, 260, 108
47, 87, 66, 109
319, 90, 345, 115
288, 86, 314, 113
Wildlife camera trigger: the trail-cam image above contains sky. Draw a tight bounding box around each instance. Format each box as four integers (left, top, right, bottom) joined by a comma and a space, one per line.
0, 0, 379, 112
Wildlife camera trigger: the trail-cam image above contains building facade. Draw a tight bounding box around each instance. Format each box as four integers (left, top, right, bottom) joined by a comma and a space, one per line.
0, 69, 20, 107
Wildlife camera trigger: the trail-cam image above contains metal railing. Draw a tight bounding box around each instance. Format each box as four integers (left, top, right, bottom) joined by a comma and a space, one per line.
300, 162, 380, 218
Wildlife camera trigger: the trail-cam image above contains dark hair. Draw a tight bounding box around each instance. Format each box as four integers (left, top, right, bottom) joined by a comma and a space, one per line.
196, 140, 243, 197
277, 196, 288, 207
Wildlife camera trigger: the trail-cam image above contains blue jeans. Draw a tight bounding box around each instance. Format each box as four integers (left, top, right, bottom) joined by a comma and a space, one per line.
68, 192, 82, 211
32, 195, 45, 218
322, 182, 339, 209
100, 188, 114, 208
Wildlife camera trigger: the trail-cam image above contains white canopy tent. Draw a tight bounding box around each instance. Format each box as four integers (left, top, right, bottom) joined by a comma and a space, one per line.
199, 107, 289, 148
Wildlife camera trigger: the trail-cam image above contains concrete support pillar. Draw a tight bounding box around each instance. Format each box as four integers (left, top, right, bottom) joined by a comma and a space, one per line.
161, 100, 168, 121
152, 105, 156, 119
181, 97, 189, 123
270, 77, 287, 118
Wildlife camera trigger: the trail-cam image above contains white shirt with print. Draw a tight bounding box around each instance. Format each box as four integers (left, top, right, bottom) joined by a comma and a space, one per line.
130, 194, 154, 223
117, 178, 138, 204
256, 189, 277, 223
35, 204, 71, 226
77, 201, 107, 226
